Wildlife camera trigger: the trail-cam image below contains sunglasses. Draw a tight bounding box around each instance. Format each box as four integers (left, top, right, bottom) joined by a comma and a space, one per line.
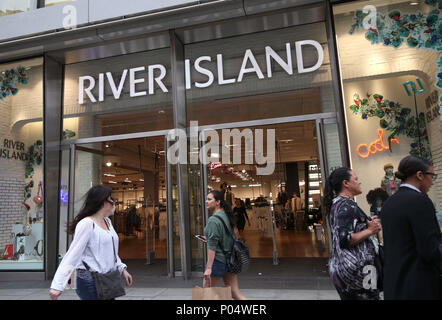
106, 197, 116, 205
423, 172, 438, 181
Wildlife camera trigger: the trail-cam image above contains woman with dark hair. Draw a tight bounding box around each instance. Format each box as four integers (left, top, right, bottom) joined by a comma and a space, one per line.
233, 198, 250, 240
202, 190, 246, 300
49, 185, 133, 300
325, 167, 382, 300
381, 155, 441, 300
366, 188, 389, 217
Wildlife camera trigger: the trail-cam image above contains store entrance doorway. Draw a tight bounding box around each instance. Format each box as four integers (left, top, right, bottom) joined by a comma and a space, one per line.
70, 136, 168, 264
203, 120, 329, 261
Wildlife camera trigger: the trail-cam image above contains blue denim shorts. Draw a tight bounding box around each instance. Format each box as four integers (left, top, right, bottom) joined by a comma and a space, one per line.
211, 259, 228, 278
75, 274, 98, 300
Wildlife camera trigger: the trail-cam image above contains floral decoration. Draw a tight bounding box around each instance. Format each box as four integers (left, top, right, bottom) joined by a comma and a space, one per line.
24, 140, 43, 200
349, 1, 442, 115
62, 129, 76, 140
0, 66, 28, 100
350, 93, 432, 160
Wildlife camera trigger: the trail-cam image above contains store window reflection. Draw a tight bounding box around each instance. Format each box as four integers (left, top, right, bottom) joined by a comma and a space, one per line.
0, 57, 44, 270
0, 0, 35, 16
44, 0, 74, 7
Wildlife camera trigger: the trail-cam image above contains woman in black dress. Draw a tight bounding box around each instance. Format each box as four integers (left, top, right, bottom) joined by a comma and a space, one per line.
233, 199, 250, 240
381, 155, 441, 300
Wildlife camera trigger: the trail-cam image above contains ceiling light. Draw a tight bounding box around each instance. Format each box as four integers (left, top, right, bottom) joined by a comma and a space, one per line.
249, 184, 262, 187
108, 181, 117, 184
105, 144, 110, 148
242, 169, 246, 173
106, 161, 112, 167
409, 2, 419, 5
139, 179, 144, 182
158, 110, 165, 114
104, 173, 115, 177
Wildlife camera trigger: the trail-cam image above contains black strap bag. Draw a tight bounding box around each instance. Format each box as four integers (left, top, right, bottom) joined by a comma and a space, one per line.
214, 215, 250, 274
82, 220, 126, 300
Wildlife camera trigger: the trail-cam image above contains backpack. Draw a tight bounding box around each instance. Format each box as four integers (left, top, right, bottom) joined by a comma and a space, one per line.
214, 215, 250, 274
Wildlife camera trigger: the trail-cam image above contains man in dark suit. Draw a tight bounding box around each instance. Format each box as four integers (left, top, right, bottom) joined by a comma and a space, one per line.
381, 156, 441, 300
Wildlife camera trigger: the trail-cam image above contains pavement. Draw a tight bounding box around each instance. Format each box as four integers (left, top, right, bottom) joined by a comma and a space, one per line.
0, 258, 340, 300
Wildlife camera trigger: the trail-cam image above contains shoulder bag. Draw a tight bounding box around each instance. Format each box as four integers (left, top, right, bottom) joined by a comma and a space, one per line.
214, 215, 250, 274
82, 220, 126, 300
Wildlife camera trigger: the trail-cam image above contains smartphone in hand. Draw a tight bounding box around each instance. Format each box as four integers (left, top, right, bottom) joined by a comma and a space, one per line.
195, 235, 207, 243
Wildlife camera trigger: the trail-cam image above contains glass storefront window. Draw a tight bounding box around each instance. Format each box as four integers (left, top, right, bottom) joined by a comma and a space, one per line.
0, 57, 44, 270
333, 0, 441, 214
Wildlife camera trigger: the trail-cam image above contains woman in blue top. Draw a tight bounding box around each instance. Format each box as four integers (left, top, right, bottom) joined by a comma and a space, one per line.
203, 190, 246, 300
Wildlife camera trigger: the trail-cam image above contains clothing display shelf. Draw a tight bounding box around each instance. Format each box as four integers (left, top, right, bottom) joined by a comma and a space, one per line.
308, 163, 322, 208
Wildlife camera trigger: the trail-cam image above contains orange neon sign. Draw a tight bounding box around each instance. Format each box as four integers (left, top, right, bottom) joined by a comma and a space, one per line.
356, 129, 400, 159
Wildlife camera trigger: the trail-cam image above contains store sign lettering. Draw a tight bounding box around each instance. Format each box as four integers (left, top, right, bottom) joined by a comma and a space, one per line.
356, 129, 400, 159
425, 90, 440, 123
0, 139, 29, 161
78, 40, 324, 104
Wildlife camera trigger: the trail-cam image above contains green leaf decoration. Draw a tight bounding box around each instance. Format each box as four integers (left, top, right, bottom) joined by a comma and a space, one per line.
350, 92, 432, 159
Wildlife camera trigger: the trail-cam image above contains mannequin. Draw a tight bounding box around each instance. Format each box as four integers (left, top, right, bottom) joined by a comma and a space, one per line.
299, 185, 305, 209
381, 163, 401, 196
366, 188, 389, 217
225, 186, 235, 206
291, 193, 301, 212
277, 187, 288, 206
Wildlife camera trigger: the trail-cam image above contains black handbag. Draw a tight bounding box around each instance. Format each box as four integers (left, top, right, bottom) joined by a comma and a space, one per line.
82, 220, 126, 300
374, 244, 384, 292
214, 215, 250, 274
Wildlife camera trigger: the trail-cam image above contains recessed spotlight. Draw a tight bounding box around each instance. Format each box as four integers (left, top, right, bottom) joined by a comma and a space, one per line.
158, 110, 165, 114
409, 1, 419, 5
106, 161, 112, 167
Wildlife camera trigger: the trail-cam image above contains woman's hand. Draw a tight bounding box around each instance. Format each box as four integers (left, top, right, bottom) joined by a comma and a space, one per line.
122, 269, 133, 287
49, 288, 62, 300
204, 267, 212, 281
203, 267, 212, 287
367, 216, 381, 235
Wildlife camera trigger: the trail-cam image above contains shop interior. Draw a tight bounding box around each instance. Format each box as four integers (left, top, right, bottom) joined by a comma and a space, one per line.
96, 135, 168, 262
207, 121, 329, 258
90, 119, 328, 262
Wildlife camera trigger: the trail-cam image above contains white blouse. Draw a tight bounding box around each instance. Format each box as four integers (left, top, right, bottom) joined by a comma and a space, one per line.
50, 217, 127, 292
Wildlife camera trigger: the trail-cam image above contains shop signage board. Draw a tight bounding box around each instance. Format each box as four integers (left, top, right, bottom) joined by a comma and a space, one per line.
0, 139, 28, 161
78, 40, 324, 104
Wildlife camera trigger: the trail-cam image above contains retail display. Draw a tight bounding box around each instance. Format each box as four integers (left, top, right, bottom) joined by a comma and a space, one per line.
21, 202, 32, 236
381, 163, 401, 196
0, 66, 28, 100
32, 181, 43, 206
